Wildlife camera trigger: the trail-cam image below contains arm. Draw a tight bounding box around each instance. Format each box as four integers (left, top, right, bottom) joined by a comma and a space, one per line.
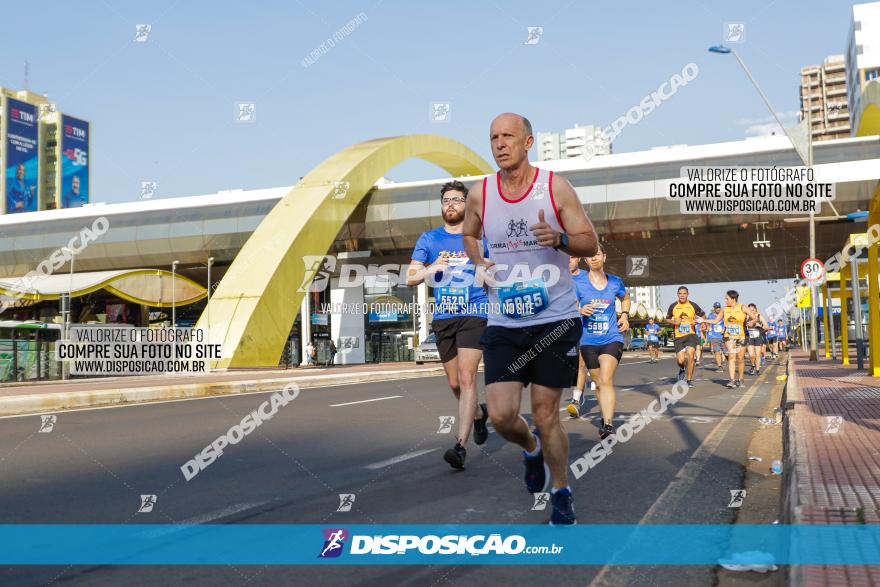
405, 234, 448, 287
617, 290, 631, 332
666, 302, 679, 326
529, 173, 598, 256
462, 180, 492, 268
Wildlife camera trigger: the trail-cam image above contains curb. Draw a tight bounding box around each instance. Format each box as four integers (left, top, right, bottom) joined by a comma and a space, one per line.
781, 354, 806, 587
0, 367, 447, 417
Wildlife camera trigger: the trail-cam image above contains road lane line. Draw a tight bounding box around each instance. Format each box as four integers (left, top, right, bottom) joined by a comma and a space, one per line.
364, 448, 439, 470
330, 395, 402, 407
588, 366, 774, 587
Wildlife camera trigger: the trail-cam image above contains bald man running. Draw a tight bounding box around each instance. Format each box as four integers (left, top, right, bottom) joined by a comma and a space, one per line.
463, 112, 599, 525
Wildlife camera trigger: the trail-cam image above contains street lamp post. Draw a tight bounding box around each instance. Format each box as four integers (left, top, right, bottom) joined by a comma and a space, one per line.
709, 44, 819, 361
171, 260, 180, 328
61, 248, 75, 381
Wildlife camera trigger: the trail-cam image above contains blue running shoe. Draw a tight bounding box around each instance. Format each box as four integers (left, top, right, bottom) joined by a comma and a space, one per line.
523, 430, 550, 493
549, 487, 577, 525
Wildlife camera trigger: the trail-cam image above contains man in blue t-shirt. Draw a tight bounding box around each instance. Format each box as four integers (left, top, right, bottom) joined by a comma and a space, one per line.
705, 301, 727, 371
776, 320, 788, 353
645, 317, 661, 363
408, 180, 489, 470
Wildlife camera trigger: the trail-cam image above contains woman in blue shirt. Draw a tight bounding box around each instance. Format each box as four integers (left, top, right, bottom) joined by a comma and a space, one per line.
567, 244, 630, 439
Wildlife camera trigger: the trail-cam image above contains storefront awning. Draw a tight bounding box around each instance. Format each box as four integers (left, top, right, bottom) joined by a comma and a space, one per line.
0, 269, 207, 308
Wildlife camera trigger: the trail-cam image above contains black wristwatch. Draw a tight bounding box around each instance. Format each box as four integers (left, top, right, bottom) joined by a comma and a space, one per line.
553, 232, 569, 250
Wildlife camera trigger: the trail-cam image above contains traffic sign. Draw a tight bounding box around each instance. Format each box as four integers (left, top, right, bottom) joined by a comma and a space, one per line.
800, 258, 825, 284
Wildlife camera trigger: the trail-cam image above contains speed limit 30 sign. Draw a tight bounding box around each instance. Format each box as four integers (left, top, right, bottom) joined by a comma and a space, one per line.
801, 258, 825, 284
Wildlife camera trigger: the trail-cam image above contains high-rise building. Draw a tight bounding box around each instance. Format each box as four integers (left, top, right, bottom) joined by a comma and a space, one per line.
536, 123, 612, 161
630, 285, 661, 313
846, 2, 880, 134
799, 55, 851, 141
0, 87, 90, 213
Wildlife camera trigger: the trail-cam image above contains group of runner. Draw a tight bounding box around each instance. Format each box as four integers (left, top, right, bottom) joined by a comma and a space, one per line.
405, 111, 790, 526
664, 287, 789, 389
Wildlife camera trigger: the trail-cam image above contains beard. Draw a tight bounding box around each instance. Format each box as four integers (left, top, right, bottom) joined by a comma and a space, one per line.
443, 208, 464, 224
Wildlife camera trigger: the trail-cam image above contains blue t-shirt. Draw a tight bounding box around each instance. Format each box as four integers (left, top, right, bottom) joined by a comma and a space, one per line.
573, 272, 627, 346
411, 226, 489, 320
706, 312, 725, 339
777, 324, 787, 338
645, 323, 660, 342
766, 324, 778, 338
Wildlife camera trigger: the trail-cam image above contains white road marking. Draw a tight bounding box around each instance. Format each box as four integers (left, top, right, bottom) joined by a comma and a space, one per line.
140, 500, 275, 538
330, 395, 402, 407
588, 368, 771, 586
364, 448, 439, 470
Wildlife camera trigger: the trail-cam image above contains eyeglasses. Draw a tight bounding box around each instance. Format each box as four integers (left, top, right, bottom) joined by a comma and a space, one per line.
441, 197, 466, 205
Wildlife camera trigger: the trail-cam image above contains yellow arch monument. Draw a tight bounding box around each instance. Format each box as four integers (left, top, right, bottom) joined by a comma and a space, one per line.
198, 134, 493, 368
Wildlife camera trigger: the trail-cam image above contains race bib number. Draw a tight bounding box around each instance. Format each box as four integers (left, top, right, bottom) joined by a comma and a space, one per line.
748, 329, 761, 338
712, 322, 724, 334
678, 323, 692, 334
436, 286, 468, 313
647, 333, 658, 342
499, 280, 548, 320
727, 324, 741, 336
586, 314, 610, 335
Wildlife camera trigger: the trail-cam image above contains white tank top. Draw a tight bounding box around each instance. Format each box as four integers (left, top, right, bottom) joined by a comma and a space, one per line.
481, 167, 580, 328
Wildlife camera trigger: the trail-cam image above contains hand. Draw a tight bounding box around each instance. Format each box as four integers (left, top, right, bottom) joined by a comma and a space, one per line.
529, 210, 559, 247
579, 303, 595, 317
429, 254, 449, 274
618, 313, 629, 332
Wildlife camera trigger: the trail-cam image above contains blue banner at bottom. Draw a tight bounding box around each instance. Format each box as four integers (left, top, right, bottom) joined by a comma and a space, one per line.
1, 525, 878, 565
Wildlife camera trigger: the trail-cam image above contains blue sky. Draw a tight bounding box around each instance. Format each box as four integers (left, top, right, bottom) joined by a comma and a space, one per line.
0, 0, 859, 312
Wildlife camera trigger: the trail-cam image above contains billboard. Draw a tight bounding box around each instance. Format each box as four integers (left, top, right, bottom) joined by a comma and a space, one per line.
5, 98, 39, 213
60, 115, 89, 208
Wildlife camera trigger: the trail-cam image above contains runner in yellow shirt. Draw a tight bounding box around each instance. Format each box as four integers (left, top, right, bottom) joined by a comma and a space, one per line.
701, 290, 747, 388
665, 286, 706, 388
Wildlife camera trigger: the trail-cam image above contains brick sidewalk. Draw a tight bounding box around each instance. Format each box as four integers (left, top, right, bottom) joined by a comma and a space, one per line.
785, 350, 880, 586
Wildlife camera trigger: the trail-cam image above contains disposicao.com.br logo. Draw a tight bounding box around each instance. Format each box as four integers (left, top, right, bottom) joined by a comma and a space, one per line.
317, 528, 563, 558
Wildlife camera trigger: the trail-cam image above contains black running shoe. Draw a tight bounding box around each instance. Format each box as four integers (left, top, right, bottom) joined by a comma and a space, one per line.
748, 366, 756, 376
687, 379, 695, 388
736, 380, 744, 388
523, 431, 550, 493
598, 422, 615, 440
473, 403, 489, 445
443, 442, 466, 469
549, 487, 577, 526
726, 380, 736, 389
677, 367, 686, 382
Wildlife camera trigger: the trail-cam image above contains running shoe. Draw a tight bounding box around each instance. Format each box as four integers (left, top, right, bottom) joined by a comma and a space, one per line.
748, 366, 756, 376
677, 367, 686, 382
443, 442, 466, 470
523, 430, 550, 493
566, 398, 581, 418
549, 487, 577, 526
598, 422, 615, 440
687, 379, 695, 388
473, 403, 489, 445
736, 380, 744, 388
725, 380, 736, 389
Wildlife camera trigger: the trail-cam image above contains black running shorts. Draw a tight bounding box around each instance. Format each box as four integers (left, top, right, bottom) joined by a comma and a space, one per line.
431, 316, 487, 363
580, 341, 624, 370
480, 318, 582, 388
673, 334, 699, 354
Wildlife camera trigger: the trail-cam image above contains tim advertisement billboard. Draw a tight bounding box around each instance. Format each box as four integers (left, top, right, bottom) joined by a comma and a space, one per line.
60, 115, 89, 208
5, 98, 39, 214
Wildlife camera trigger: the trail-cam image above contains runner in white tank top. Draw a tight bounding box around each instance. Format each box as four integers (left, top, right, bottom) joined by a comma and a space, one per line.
461, 113, 599, 526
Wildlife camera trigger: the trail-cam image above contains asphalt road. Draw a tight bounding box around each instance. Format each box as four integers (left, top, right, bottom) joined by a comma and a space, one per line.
0, 350, 784, 587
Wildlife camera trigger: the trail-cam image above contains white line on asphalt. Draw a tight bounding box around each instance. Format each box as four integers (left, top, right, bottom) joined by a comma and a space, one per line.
364, 448, 439, 470
330, 395, 402, 407
588, 368, 771, 587
140, 500, 275, 538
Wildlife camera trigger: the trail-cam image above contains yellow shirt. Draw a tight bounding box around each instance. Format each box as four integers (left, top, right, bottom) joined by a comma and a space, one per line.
666, 301, 705, 339
723, 304, 747, 340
